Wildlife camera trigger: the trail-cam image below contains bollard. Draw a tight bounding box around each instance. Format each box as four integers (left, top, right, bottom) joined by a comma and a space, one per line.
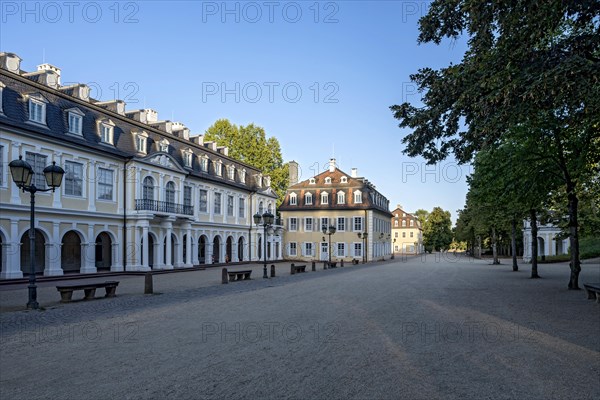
323, 262, 328, 270
144, 272, 154, 294
291, 263, 295, 275
222, 268, 228, 284
341, 259, 344, 267
271, 264, 276, 277
312, 261, 316, 272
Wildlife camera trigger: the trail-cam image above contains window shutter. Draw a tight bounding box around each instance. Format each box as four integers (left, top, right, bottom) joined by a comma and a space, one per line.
286, 243, 290, 256
312, 242, 317, 257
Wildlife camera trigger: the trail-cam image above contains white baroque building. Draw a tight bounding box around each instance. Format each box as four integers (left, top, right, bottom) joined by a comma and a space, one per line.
522, 219, 569, 263
0, 52, 282, 279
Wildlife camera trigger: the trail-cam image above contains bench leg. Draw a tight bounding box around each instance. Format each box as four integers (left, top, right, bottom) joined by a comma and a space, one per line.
83, 288, 96, 300
586, 289, 595, 300
105, 286, 117, 297
60, 290, 73, 303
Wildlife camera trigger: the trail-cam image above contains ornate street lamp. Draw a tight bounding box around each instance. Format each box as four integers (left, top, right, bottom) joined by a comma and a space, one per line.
392, 238, 397, 259
254, 211, 274, 279
322, 225, 336, 267
357, 231, 368, 263
9, 155, 64, 309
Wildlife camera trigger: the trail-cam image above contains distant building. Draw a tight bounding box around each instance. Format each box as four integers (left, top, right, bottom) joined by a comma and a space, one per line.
390, 206, 423, 255
279, 159, 392, 263
522, 220, 569, 262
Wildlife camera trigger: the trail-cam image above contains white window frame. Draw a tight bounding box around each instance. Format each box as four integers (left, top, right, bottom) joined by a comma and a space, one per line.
198, 189, 208, 213
227, 165, 235, 180
200, 156, 209, 172
337, 242, 346, 258
97, 167, 115, 201
183, 186, 192, 208
99, 121, 115, 145
227, 195, 234, 216
165, 181, 176, 204
354, 190, 362, 204
289, 217, 298, 232
304, 217, 313, 232
353, 217, 363, 232
25, 152, 48, 189
337, 191, 345, 204
324, 177, 332, 184
309, 178, 315, 185
239, 197, 245, 218
64, 160, 84, 197
353, 242, 363, 257
410, 220, 414, 227
240, 168, 246, 183
142, 176, 155, 200
305, 192, 313, 205
321, 217, 329, 231
0, 81, 4, 114
321, 192, 329, 205
214, 192, 222, 214
289, 242, 297, 257
159, 139, 169, 153
183, 149, 193, 168
402, 220, 407, 227
215, 161, 223, 176
304, 242, 314, 257
289, 193, 297, 205
134, 131, 148, 154
340, 176, 347, 183
28, 95, 47, 125
67, 108, 84, 136
337, 217, 345, 232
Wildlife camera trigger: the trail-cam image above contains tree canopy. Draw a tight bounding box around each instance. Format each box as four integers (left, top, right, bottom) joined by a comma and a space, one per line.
423, 207, 453, 252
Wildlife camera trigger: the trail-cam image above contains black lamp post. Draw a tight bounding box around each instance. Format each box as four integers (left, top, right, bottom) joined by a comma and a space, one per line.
254, 211, 274, 279
322, 225, 336, 266
9, 155, 64, 309
357, 232, 368, 263
392, 238, 397, 259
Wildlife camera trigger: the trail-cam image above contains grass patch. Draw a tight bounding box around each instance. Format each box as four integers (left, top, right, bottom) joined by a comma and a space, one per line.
538, 236, 600, 263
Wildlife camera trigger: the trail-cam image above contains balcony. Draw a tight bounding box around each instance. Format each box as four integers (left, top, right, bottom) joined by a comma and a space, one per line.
135, 199, 194, 216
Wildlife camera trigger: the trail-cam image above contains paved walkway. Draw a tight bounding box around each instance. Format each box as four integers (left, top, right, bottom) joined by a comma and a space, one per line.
1, 254, 599, 399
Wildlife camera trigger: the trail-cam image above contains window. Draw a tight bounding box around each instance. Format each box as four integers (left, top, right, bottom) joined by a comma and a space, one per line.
309, 178, 315, 184
353, 217, 363, 232
257, 175, 263, 187
267, 203, 273, 213
289, 242, 297, 256
143, 176, 154, 200
325, 177, 331, 184
304, 217, 313, 232
403, 232, 406, 238
337, 191, 345, 204
304, 242, 314, 257
227, 195, 234, 216
410, 220, 414, 227
68, 111, 83, 135
165, 181, 176, 204
410, 232, 414, 238
353, 243, 363, 257
239, 198, 245, 218
240, 169, 246, 183
395, 220, 399, 227
289, 217, 298, 231
337, 243, 345, 257
25, 152, 47, 189
28, 97, 46, 124
100, 122, 114, 144
321, 217, 329, 231
289, 193, 297, 205
184, 186, 192, 207
340, 176, 347, 183
0, 82, 4, 114
402, 220, 407, 227
321, 192, 329, 205
97, 168, 114, 200
64, 161, 83, 197
199, 189, 208, 212
200, 156, 209, 172
395, 232, 398, 238
214, 193, 222, 214
258, 201, 264, 214
158, 139, 169, 153
135, 132, 147, 153
354, 191, 362, 204
305, 192, 313, 205
403, 213, 406, 217
183, 149, 193, 167
215, 161, 222, 176
337, 217, 345, 232
228, 165, 235, 180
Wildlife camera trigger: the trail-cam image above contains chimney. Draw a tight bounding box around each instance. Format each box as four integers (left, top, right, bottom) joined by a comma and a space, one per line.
265, 176, 271, 187
217, 146, 229, 156
150, 121, 173, 134
288, 161, 299, 186
172, 122, 190, 140
329, 158, 336, 172
396, 204, 403, 211
22, 70, 60, 89
190, 135, 204, 145
59, 84, 90, 101
204, 141, 217, 151
0, 52, 22, 74
37, 64, 61, 85
125, 109, 158, 124
96, 100, 126, 115
351, 168, 358, 178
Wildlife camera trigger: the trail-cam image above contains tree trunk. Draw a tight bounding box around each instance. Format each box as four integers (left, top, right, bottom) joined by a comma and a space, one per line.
567, 189, 581, 289
511, 218, 518, 271
491, 227, 500, 264
530, 209, 540, 278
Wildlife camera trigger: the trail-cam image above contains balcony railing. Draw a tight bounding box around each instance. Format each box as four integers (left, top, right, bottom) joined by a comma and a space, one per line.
135, 199, 194, 216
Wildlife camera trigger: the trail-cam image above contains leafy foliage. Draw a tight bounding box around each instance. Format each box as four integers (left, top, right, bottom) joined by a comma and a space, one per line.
423, 207, 453, 251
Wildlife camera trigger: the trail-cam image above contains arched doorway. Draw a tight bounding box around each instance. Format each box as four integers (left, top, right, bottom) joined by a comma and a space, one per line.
20, 229, 46, 275
537, 237, 545, 257
198, 235, 207, 264
237, 237, 244, 262
95, 232, 112, 271
163, 234, 176, 266
213, 236, 221, 263
226, 236, 233, 263
62, 231, 82, 273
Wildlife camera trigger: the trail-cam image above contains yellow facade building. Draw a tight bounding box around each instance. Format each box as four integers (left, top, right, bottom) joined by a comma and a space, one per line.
390, 205, 423, 255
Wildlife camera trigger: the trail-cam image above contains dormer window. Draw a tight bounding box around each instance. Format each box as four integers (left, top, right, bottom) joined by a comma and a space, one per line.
200, 155, 209, 172
0, 81, 4, 114
305, 192, 313, 205
134, 131, 148, 154
240, 168, 246, 183
228, 165, 235, 180
67, 108, 84, 135
257, 175, 263, 187
321, 192, 329, 205
325, 177, 332, 184
340, 176, 348, 183
309, 178, 316, 184
159, 139, 169, 152
28, 94, 47, 124
289, 193, 297, 205
337, 191, 345, 204
183, 148, 193, 168
265, 176, 271, 187
215, 160, 223, 176
99, 120, 115, 145
354, 190, 362, 204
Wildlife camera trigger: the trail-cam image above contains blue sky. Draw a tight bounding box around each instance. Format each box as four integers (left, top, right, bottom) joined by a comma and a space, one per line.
1, 0, 471, 220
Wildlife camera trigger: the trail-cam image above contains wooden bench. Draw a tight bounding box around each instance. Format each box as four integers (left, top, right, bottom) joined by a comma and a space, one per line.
583, 283, 600, 303
290, 264, 307, 275
227, 270, 252, 282
56, 281, 119, 303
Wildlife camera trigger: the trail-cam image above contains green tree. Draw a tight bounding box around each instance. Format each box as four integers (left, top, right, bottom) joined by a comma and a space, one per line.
205, 119, 289, 206
390, 1, 600, 289
414, 209, 429, 228
423, 207, 453, 251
